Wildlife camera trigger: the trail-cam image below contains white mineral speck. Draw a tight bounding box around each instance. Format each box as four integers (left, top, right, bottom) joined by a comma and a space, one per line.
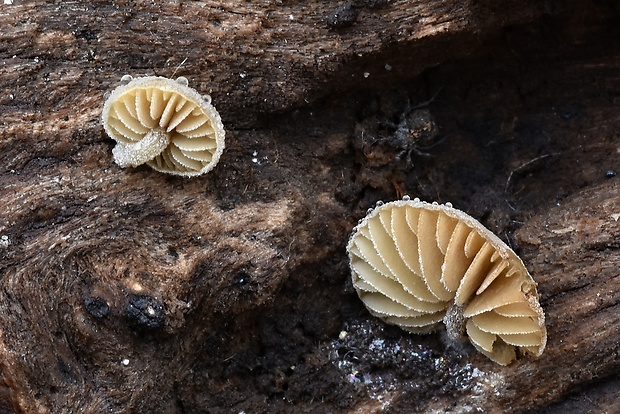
251, 150, 261, 164
369, 339, 384, 350
121, 359, 129, 366
363, 72, 370, 78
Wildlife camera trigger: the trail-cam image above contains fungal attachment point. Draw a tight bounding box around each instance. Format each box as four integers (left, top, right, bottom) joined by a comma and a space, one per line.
102, 75, 225, 177
347, 198, 546, 365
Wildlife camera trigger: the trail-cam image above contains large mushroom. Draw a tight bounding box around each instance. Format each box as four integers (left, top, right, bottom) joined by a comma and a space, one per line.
347, 197, 547, 365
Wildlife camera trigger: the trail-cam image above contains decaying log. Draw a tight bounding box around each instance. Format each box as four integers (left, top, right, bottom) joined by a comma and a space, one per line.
1, 0, 619, 412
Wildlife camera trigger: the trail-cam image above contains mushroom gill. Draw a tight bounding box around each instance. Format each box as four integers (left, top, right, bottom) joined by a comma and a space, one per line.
101, 75, 225, 177
347, 197, 546, 365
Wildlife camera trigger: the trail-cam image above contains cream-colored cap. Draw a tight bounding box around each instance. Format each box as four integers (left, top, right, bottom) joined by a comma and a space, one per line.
102, 75, 225, 177
347, 197, 546, 365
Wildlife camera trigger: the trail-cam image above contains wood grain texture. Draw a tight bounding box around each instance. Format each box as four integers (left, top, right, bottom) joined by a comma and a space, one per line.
1, 0, 619, 412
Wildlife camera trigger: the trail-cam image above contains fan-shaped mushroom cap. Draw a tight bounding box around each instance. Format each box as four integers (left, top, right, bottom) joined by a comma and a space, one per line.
347, 197, 546, 365
101, 75, 225, 177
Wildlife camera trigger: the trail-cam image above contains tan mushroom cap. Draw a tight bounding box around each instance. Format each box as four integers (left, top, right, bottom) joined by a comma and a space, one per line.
347, 197, 547, 365
101, 75, 225, 177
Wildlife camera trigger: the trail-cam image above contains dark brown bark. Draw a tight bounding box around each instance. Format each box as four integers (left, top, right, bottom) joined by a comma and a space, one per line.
1, 0, 619, 412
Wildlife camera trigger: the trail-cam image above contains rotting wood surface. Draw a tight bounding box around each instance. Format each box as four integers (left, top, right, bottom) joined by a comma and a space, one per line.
1, 1, 619, 413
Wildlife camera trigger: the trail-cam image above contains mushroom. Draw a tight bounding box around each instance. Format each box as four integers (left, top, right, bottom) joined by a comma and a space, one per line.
347, 197, 546, 365
101, 75, 225, 177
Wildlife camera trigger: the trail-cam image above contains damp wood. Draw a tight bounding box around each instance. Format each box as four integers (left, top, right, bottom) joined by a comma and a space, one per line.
0, 1, 618, 414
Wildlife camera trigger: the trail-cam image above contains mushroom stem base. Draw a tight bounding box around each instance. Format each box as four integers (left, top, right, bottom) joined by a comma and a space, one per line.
112, 129, 170, 168
443, 302, 466, 341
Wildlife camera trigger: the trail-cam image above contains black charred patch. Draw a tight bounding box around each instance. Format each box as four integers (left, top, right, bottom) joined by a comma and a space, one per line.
73, 28, 98, 41
84, 296, 110, 319
326, 1, 358, 29
125, 294, 165, 330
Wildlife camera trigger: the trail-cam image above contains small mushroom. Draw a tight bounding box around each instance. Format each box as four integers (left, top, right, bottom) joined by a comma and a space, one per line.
101, 75, 225, 177
347, 197, 546, 365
